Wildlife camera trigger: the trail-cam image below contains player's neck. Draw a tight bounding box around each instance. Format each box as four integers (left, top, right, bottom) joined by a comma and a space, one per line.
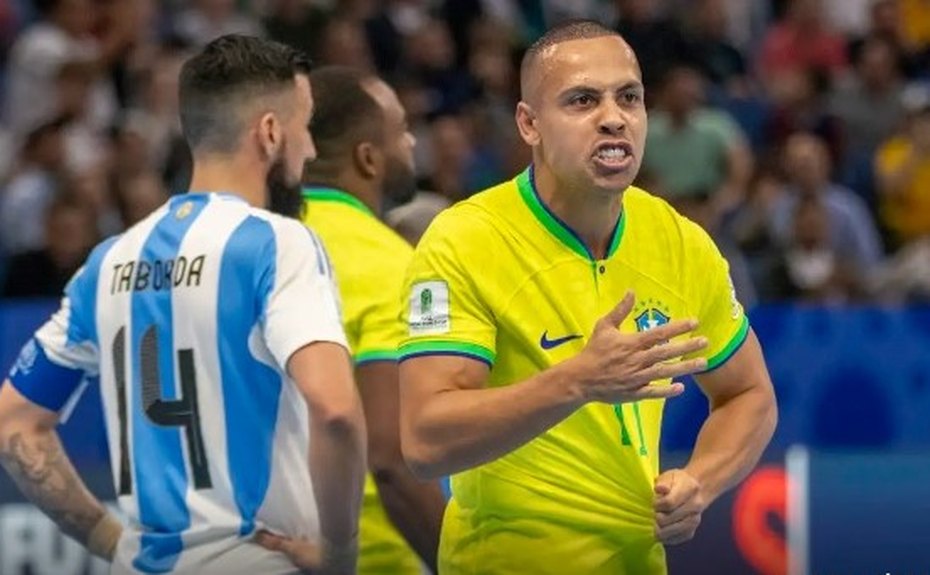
308, 175, 382, 216
188, 154, 266, 208
534, 164, 623, 260
304, 167, 382, 216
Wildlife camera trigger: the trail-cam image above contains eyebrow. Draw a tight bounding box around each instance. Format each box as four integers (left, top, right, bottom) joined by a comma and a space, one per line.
558, 81, 644, 100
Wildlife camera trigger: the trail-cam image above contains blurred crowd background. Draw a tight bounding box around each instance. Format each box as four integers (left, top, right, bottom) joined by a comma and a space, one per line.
0, 0, 929, 307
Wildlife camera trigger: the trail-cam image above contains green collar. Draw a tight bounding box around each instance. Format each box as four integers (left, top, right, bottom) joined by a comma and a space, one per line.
515, 166, 625, 261
301, 186, 375, 217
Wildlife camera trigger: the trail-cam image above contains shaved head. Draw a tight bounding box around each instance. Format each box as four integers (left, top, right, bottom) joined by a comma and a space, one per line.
520, 20, 635, 103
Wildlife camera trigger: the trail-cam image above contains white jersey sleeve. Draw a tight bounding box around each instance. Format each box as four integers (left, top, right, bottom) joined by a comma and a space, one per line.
260, 218, 347, 371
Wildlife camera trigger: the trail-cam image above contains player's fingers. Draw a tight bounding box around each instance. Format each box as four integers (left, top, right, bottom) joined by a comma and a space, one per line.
655, 505, 700, 528
599, 291, 635, 328
280, 539, 322, 568
637, 318, 699, 348
628, 382, 685, 402
655, 495, 702, 524
654, 470, 676, 496
655, 513, 701, 545
254, 531, 285, 552
636, 358, 707, 385
640, 337, 708, 365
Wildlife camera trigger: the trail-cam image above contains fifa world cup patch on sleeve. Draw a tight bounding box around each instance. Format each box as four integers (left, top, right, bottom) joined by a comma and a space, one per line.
728, 274, 743, 320
408, 280, 450, 335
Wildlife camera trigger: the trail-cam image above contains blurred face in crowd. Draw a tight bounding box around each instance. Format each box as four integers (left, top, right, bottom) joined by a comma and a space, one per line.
789, 0, 823, 27
409, 20, 455, 71
858, 38, 899, 89
46, 203, 96, 270
364, 78, 418, 204
517, 35, 647, 195
663, 67, 704, 119
784, 133, 830, 192
871, 0, 900, 36
196, 0, 236, 20
787, 198, 834, 290
319, 19, 373, 70
121, 173, 167, 226
53, 0, 94, 37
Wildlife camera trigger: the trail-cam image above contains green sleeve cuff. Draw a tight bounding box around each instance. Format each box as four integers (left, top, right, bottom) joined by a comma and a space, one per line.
398, 340, 495, 366
354, 349, 400, 365
704, 315, 750, 372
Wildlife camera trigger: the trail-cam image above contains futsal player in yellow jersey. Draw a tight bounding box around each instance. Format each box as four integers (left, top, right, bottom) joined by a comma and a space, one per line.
399, 21, 777, 574
261, 67, 445, 573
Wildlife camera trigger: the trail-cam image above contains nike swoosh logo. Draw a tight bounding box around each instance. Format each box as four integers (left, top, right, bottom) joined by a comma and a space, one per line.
539, 331, 582, 350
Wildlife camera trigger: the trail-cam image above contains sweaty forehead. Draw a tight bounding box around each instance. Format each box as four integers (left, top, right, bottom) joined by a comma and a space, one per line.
524, 36, 640, 101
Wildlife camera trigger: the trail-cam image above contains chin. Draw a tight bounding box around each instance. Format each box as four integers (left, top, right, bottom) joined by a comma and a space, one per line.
590, 173, 634, 195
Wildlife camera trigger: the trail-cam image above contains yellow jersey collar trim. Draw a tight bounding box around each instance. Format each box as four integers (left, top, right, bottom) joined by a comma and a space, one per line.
515, 166, 625, 261
301, 186, 375, 217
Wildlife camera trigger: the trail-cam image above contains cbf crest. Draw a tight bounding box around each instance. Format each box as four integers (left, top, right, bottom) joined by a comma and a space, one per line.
634, 298, 671, 332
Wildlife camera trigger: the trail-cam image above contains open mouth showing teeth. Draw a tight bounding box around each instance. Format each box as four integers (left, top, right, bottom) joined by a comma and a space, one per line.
596, 147, 629, 160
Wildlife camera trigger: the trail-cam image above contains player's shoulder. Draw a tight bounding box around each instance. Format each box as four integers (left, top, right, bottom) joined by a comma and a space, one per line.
419, 178, 518, 248
246, 207, 319, 245
623, 186, 717, 256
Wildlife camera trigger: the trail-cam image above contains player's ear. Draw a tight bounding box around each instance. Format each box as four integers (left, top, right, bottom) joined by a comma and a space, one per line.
258, 112, 283, 160
515, 101, 540, 146
353, 141, 381, 179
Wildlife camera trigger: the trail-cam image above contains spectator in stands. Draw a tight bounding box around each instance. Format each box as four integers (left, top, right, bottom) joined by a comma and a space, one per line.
772, 132, 884, 273
0, 116, 69, 257
775, 194, 865, 302
3, 0, 131, 137
730, 166, 792, 301
829, 35, 906, 173
263, 0, 329, 60
423, 114, 475, 202
317, 16, 375, 71
173, 0, 265, 48
405, 19, 477, 118
120, 44, 188, 183
875, 90, 930, 248
899, 0, 930, 74
70, 163, 123, 240
114, 171, 167, 227
0, 195, 96, 298
643, 65, 753, 216
684, 0, 751, 98
613, 0, 690, 91
765, 65, 843, 159
757, 0, 848, 79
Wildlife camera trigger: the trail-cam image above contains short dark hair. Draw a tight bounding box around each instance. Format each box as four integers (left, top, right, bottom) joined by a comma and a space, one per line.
304, 66, 384, 173
178, 34, 312, 153
520, 20, 624, 100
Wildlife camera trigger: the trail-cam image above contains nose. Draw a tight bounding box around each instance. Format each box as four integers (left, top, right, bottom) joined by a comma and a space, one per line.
598, 100, 627, 136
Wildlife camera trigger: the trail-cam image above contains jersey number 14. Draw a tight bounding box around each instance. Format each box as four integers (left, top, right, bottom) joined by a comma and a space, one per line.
111, 326, 212, 496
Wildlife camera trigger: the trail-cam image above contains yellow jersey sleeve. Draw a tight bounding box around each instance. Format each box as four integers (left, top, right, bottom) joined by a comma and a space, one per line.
681, 218, 750, 371
399, 209, 497, 365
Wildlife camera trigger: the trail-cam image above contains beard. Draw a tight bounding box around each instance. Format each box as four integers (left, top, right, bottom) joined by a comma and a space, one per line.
266, 154, 305, 219
382, 155, 417, 206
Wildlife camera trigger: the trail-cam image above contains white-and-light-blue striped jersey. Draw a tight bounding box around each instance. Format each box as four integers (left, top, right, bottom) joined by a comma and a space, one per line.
8, 192, 348, 574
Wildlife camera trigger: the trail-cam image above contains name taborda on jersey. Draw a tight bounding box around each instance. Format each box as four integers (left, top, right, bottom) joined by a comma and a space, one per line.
109, 254, 207, 294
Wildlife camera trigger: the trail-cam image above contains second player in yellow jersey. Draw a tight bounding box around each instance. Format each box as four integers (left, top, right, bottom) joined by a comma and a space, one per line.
298, 67, 445, 575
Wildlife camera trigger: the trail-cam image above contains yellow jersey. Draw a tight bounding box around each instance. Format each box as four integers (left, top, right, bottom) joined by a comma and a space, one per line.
302, 187, 422, 575
400, 168, 749, 575
875, 136, 930, 243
